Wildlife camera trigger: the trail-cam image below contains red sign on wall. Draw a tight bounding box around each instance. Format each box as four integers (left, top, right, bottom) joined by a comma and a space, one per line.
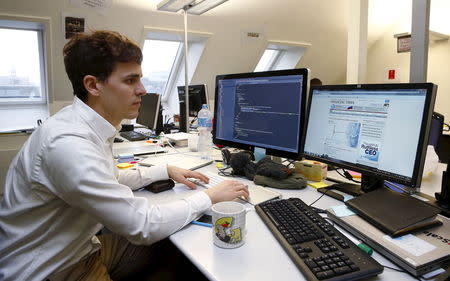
388, 69, 396, 80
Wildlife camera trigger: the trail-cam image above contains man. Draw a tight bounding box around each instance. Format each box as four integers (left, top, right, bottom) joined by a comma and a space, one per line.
0, 30, 249, 281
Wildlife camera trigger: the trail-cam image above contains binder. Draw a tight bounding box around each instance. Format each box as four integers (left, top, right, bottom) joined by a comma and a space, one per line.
345, 188, 442, 237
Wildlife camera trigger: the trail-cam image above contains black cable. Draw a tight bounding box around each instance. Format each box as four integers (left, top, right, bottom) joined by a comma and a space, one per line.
217, 166, 233, 177
308, 189, 330, 207
335, 169, 361, 184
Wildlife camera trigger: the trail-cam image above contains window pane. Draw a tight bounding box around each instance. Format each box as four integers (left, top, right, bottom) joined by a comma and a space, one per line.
141, 39, 181, 95
0, 28, 43, 100
255, 49, 278, 72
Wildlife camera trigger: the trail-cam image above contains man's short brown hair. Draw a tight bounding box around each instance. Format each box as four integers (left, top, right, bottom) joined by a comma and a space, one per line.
63, 30, 143, 102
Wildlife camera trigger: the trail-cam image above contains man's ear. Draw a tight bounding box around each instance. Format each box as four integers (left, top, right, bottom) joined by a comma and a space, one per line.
83, 75, 100, 97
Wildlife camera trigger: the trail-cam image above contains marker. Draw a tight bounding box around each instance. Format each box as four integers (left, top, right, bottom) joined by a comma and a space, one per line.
191, 221, 212, 228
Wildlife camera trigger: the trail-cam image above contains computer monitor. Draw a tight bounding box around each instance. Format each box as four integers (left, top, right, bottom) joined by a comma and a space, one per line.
137, 93, 163, 133
178, 84, 208, 132
213, 68, 309, 159
428, 112, 444, 149
302, 83, 437, 192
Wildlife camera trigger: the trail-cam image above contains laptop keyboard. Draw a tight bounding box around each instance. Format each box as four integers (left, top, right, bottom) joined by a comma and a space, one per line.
256, 198, 384, 280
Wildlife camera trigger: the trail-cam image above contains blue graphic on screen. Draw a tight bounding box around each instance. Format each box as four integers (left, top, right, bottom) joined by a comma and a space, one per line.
216, 75, 303, 152
347, 122, 361, 148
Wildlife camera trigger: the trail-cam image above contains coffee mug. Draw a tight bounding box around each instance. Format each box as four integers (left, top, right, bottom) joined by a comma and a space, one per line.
211, 201, 246, 249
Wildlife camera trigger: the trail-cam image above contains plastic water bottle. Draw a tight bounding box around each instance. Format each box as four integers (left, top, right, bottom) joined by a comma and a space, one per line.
197, 104, 213, 160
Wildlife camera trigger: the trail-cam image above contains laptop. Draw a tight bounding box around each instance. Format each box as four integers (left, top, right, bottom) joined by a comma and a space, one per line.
327, 207, 450, 277
112, 140, 166, 157
139, 153, 213, 171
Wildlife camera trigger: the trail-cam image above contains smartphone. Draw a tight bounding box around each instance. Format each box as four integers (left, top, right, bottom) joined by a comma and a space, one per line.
196, 214, 212, 224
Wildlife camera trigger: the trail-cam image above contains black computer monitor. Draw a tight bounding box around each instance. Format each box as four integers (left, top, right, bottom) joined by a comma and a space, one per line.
213, 68, 309, 160
178, 84, 208, 132
137, 93, 163, 134
302, 83, 437, 192
428, 112, 444, 149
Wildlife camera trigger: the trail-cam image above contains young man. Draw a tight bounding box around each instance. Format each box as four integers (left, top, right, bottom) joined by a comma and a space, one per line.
0, 30, 249, 281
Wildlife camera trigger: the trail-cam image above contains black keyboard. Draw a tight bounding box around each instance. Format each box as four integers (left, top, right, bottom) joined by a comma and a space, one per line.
120, 131, 147, 141
256, 198, 383, 281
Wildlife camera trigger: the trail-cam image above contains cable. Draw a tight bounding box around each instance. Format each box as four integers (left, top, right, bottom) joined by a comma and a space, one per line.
218, 166, 233, 177
308, 189, 330, 207
336, 169, 361, 184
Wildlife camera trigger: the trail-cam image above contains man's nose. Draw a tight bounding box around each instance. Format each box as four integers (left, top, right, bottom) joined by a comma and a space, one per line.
136, 81, 146, 96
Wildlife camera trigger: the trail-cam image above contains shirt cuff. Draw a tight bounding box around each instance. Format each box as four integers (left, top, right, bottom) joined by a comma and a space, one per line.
187, 191, 212, 211
142, 164, 169, 182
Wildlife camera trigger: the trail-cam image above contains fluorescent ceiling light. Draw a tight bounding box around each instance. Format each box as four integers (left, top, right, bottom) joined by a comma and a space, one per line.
156, 0, 228, 15
186, 0, 229, 15
157, 0, 195, 12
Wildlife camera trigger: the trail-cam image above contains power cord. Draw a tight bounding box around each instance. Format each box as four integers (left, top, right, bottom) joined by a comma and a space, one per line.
308, 188, 331, 207
336, 169, 361, 184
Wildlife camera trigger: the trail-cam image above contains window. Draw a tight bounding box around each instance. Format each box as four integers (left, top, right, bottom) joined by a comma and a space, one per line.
254, 41, 310, 72
141, 39, 182, 95
0, 24, 47, 104
255, 49, 280, 72
0, 15, 51, 132
140, 28, 211, 121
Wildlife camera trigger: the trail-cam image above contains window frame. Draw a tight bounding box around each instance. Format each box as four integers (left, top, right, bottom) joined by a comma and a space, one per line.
140, 27, 211, 119
0, 14, 52, 132
254, 40, 311, 72
0, 16, 52, 105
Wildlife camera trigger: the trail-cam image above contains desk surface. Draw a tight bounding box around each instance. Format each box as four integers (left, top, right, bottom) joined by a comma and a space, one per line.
135, 152, 447, 281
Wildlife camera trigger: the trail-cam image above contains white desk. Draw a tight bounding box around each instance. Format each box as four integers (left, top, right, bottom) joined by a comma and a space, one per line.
135, 156, 447, 281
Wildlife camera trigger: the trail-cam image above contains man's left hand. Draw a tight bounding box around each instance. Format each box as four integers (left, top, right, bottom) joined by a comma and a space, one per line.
167, 165, 209, 189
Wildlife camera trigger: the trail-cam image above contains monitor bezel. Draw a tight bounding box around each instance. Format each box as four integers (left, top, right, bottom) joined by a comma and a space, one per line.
301, 83, 437, 189
212, 68, 309, 160
177, 84, 209, 117
136, 93, 161, 130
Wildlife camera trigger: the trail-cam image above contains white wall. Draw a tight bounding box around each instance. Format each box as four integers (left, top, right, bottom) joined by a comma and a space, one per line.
367, 25, 450, 121
0, 0, 349, 109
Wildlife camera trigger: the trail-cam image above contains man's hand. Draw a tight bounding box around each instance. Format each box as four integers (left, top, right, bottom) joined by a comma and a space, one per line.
167, 165, 209, 189
204, 180, 249, 204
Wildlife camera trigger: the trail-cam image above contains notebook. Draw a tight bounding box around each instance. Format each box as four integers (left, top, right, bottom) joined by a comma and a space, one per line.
345, 188, 442, 237
139, 153, 213, 171
112, 140, 166, 157
327, 208, 450, 277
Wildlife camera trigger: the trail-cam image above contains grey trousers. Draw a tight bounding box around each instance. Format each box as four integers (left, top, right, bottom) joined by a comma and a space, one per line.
46, 234, 171, 281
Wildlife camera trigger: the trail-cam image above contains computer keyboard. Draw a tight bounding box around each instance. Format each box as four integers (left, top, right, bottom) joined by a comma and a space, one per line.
256, 198, 383, 281
120, 131, 147, 141
190, 172, 280, 205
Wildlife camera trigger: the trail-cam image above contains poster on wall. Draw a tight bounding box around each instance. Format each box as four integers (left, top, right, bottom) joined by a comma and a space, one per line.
397, 35, 411, 53
64, 16, 85, 39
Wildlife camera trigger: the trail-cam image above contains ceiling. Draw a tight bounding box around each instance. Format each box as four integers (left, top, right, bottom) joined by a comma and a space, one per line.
117, 0, 450, 47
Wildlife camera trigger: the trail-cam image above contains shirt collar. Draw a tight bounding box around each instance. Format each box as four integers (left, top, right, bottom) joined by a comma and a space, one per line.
72, 96, 119, 142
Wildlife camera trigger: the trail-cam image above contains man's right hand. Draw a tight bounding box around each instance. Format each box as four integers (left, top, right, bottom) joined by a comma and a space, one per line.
204, 180, 249, 204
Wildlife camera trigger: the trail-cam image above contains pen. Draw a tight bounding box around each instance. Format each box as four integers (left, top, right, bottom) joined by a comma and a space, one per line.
191, 221, 212, 227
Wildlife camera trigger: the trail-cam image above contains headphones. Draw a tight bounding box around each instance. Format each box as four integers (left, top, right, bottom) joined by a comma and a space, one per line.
221, 148, 254, 165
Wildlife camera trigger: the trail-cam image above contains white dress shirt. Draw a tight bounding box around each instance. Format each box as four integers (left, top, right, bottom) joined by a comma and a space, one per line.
0, 97, 212, 281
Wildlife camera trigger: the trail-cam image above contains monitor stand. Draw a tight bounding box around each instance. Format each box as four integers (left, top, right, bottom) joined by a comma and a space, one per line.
318, 174, 385, 202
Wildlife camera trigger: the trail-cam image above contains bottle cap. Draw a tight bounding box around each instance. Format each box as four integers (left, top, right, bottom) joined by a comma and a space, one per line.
202, 104, 208, 109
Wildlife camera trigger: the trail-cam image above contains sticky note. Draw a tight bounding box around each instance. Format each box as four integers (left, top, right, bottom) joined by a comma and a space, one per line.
331, 205, 356, 217
116, 163, 134, 169
307, 181, 329, 189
